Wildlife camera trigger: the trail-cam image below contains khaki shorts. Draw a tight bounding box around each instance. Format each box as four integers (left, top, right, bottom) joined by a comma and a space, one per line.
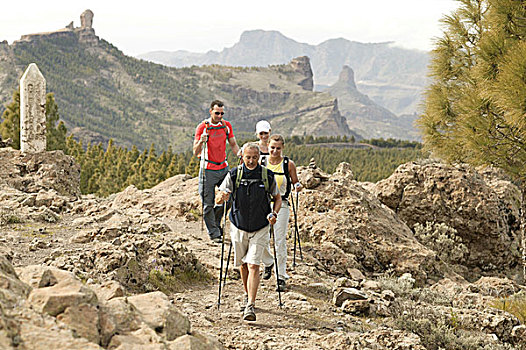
230, 223, 270, 267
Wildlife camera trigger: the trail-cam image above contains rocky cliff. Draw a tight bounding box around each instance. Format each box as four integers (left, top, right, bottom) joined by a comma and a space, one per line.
327, 65, 421, 141
373, 162, 523, 282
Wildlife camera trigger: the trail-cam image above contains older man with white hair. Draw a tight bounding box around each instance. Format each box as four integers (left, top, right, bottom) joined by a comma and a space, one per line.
217, 143, 282, 321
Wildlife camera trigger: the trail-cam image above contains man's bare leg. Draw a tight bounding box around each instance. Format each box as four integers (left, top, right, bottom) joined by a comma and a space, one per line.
247, 263, 260, 305
240, 263, 249, 295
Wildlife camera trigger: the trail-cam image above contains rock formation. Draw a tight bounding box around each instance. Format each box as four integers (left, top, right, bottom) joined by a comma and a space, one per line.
16, 10, 98, 45
373, 161, 523, 282
327, 65, 420, 140
290, 56, 314, 91
337, 65, 357, 90
0, 150, 525, 349
296, 163, 453, 284
80, 10, 94, 29
0, 257, 221, 349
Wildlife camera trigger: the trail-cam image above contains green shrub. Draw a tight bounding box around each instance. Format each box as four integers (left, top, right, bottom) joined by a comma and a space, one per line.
413, 222, 469, 264
148, 267, 211, 294
392, 305, 517, 350
378, 275, 455, 306
0, 209, 23, 225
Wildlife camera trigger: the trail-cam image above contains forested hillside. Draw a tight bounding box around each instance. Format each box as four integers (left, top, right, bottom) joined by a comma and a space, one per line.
0, 28, 354, 151
67, 136, 422, 196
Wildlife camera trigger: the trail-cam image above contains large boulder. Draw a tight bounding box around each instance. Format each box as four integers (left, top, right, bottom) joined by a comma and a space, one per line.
45, 231, 208, 294
295, 163, 455, 285
0, 148, 80, 198
127, 291, 190, 341
373, 162, 523, 282
27, 276, 98, 316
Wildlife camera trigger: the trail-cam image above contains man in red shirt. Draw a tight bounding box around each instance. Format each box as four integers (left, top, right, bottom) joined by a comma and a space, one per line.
193, 100, 240, 243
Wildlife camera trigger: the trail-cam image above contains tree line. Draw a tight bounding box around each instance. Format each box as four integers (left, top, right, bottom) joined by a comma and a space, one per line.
0, 90, 425, 196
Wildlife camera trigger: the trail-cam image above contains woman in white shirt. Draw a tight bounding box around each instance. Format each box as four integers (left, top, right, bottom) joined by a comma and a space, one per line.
260, 134, 303, 291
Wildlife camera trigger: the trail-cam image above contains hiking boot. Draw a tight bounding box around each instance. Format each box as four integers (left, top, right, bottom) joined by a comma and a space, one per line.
243, 303, 256, 321
211, 236, 222, 244
239, 294, 248, 312
277, 279, 286, 292
262, 264, 273, 280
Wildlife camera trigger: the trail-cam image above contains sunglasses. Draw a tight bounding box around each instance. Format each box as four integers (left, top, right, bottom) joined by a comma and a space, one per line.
214, 112, 224, 116
259, 131, 269, 135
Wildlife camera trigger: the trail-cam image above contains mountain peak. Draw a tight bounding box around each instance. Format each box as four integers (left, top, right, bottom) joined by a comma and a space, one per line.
239, 30, 298, 44
15, 10, 97, 45
338, 65, 356, 89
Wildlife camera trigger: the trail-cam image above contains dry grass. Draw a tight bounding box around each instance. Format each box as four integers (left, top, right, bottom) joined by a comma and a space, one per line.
491, 292, 526, 324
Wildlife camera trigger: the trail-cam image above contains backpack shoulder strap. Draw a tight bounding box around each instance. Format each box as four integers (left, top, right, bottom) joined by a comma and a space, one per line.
261, 166, 270, 194
205, 120, 229, 139
235, 164, 243, 191
221, 120, 230, 139
260, 155, 267, 166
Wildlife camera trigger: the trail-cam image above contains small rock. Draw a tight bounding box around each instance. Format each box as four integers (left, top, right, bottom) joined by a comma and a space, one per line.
347, 268, 365, 282
341, 299, 370, 316
361, 280, 381, 291
70, 230, 94, 244
334, 277, 359, 290
381, 290, 395, 301
285, 292, 307, 301
333, 288, 368, 307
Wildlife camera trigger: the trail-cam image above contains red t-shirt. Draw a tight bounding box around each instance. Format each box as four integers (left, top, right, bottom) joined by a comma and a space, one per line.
194, 119, 235, 170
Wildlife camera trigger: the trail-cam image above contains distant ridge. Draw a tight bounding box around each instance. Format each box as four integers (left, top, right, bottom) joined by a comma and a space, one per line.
138, 29, 430, 116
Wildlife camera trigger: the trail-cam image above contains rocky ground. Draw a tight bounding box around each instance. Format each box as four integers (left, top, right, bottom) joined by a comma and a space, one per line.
1, 148, 526, 349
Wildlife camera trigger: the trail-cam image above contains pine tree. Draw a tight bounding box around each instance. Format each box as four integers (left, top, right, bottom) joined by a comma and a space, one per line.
418, 0, 526, 278
186, 156, 200, 177
0, 91, 21, 149
46, 93, 67, 151
177, 156, 187, 175
418, 0, 487, 163
0, 90, 67, 151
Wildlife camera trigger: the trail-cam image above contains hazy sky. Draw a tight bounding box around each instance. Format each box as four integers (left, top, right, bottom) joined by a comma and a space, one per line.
1, 0, 460, 56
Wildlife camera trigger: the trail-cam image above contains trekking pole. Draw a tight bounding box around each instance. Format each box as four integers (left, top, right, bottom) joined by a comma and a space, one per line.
295, 191, 303, 261
222, 240, 232, 291
217, 201, 227, 310
290, 192, 303, 268
222, 203, 232, 291
292, 198, 297, 268
271, 224, 283, 308
200, 137, 207, 233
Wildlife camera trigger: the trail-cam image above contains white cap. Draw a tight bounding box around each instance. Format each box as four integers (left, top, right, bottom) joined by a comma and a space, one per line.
255, 120, 271, 134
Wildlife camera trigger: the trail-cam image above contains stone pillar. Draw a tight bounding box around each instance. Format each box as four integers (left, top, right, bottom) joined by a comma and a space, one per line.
20, 63, 46, 153
80, 10, 94, 28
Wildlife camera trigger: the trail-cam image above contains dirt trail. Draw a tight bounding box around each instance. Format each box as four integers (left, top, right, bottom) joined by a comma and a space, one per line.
163, 218, 345, 349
